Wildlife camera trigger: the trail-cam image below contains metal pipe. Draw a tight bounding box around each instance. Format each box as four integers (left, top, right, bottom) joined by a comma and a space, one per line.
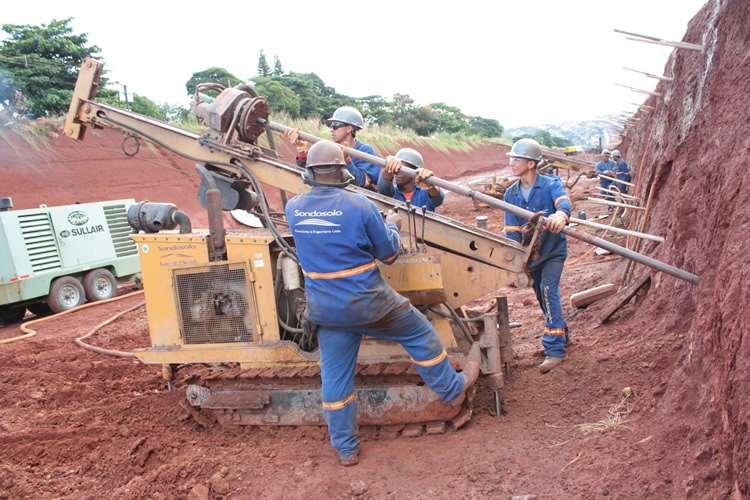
264, 120, 699, 284
569, 217, 664, 243
405, 200, 414, 252
172, 210, 192, 234
597, 186, 641, 201
598, 173, 635, 187
196, 164, 226, 260
588, 197, 645, 211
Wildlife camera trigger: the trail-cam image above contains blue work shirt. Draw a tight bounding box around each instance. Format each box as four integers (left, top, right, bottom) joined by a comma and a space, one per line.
347, 141, 381, 188
595, 160, 617, 188
376, 174, 445, 211
503, 174, 573, 268
614, 159, 631, 183
285, 186, 407, 327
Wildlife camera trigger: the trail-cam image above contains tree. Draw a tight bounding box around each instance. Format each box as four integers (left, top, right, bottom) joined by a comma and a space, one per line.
408, 107, 440, 136
257, 50, 270, 77
130, 94, 165, 120
254, 77, 300, 117
429, 102, 469, 134
274, 74, 322, 118
390, 93, 416, 129
356, 95, 391, 125
273, 55, 283, 76
468, 116, 503, 138
512, 129, 572, 148
159, 103, 189, 122
0, 18, 102, 117
185, 67, 242, 97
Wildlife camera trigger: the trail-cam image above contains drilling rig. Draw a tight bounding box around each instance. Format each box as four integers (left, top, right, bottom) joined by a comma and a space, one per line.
64, 58, 527, 433
64, 58, 697, 434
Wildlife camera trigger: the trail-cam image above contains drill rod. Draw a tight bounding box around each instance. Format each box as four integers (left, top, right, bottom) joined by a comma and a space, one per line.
263, 120, 699, 284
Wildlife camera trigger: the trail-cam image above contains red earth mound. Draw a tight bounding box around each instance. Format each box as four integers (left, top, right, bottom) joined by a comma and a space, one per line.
0, 125, 508, 225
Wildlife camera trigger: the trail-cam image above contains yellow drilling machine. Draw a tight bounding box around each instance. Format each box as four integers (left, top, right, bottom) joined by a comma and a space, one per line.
64, 58, 697, 435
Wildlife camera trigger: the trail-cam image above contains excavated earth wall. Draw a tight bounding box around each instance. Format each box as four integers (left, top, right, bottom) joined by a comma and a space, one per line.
618, 0, 749, 495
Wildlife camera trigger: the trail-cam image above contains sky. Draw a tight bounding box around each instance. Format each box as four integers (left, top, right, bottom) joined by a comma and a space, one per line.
4, 0, 708, 128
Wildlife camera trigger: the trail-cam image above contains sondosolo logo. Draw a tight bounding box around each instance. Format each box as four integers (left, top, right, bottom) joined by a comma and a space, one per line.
293, 209, 343, 217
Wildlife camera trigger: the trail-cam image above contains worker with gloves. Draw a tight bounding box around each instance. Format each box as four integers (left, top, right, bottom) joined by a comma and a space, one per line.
502, 138, 573, 374
285, 140, 480, 466
377, 147, 445, 211
284, 106, 382, 189
611, 150, 631, 194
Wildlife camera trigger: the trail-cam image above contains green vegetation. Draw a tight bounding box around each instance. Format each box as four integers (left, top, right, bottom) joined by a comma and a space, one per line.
273, 113, 485, 152
511, 128, 573, 148
185, 67, 242, 97
184, 53, 504, 139
0, 20, 505, 153
0, 116, 62, 151
0, 19, 119, 118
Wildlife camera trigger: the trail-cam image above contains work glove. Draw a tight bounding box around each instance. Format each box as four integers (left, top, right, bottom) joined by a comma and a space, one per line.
544, 211, 568, 234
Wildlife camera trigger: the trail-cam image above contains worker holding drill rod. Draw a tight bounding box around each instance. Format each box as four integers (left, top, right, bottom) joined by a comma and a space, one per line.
284, 106, 383, 189
284, 140, 481, 466
503, 138, 573, 373
377, 147, 445, 211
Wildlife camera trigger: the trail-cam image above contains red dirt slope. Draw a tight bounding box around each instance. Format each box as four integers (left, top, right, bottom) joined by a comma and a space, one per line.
617, 0, 750, 495
0, 125, 508, 224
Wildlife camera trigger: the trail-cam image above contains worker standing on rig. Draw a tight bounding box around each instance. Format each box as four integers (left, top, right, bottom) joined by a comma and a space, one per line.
377, 148, 445, 211
285, 140, 480, 466
503, 138, 573, 373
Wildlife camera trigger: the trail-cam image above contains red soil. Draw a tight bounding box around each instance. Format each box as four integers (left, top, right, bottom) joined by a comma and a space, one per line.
614, 0, 750, 495
1, 2, 746, 494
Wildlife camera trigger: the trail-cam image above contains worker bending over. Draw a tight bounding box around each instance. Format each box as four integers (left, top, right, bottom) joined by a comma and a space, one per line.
377, 148, 445, 211
285, 140, 480, 466
503, 138, 572, 373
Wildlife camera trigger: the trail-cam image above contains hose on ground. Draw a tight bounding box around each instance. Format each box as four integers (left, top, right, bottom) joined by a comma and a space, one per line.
0, 290, 143, 345
74, 301, 145, 358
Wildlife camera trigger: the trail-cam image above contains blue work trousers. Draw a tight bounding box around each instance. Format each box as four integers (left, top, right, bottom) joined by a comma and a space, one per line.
531, 257, 569, 358
317, 303, 464, 458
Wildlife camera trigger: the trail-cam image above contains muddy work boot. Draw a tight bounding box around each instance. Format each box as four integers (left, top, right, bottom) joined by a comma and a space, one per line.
338, 449, 360, 467
539, 356, 565, 374
448, 343, 482, 408
461, 342, 482, 388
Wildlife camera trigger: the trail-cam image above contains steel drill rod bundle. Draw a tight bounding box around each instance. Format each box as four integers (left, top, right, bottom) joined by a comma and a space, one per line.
263, 120, 699, 284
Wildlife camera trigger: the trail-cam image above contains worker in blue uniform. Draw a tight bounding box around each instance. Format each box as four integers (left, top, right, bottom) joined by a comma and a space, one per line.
377, 148, 445, 211
502, 138, 573, 374
283, 106, 381, 189
595, 149, 617, 194
285, 140, 480, 466
611, 150, 631, 194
